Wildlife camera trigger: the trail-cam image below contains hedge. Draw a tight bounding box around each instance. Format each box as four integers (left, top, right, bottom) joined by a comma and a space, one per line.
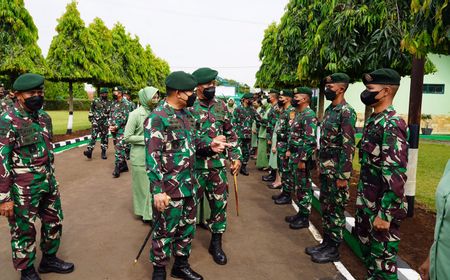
44, 99, 91, 111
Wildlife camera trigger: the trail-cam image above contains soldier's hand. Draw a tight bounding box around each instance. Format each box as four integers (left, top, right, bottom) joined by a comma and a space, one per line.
336, 179, 348, 188
109, 126, 117, 132
231, 160, 241, 175
286, 150, 291, 158
0, 201, 14, 218
298, 161, 306, 170
373, 216, 390, 231
213, 135, 227, 143
267, 140, 271, 145
419, 255, 430, 280
154, 193, 170, 212
271, 147, 277, 154
211, 139, 232, 154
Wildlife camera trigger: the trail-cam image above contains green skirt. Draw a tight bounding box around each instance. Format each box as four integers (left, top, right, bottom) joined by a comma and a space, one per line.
256, 138, 269, 168
251, 133, 258, 148
268, 133, 278, 169
131, 165, 152, 221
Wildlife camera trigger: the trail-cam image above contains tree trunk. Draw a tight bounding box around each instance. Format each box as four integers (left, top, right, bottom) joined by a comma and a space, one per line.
405, 56, 425, 217
318, 84, 325, 121
66, 81, 74, 134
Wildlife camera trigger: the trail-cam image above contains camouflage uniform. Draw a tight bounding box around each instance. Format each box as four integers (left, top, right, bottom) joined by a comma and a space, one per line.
0, 102, 63, 270
319, 101, 356, 243
277, 105, 296, 194
232, 105, 261, 165
288, 107, 317, 216
145, 101, 211, 267
109, 98, 131, 165
191, 98, 241, 233
124, 99, 136, 158
87, 97, 110, 152
355, 105, 408, 279
0, 96, 14, 113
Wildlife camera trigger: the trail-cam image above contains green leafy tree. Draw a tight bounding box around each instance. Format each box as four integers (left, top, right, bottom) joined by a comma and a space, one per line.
0, 0, 45, 82
142, 45, 170, 91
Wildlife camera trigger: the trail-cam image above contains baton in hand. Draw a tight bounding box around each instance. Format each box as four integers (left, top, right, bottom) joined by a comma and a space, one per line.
232, 161, 239, 216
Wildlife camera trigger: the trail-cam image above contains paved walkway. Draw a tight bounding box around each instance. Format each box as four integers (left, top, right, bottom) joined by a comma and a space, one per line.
0, 143, 343, 279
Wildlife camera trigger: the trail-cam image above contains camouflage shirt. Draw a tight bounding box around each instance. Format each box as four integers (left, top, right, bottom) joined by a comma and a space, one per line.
288, 107, 318, 164
319, 101, 356, 180
232, 105, 262, 139
276, 105, 295, 153
144, 101, 212, 199
266, 104, 281, 142
0, 96, 14, 113
89, 97, 111, 123
191, 98, 241, 170
0, 102, 55, 203
356, 105, 409, 222
109, 98, 131, 134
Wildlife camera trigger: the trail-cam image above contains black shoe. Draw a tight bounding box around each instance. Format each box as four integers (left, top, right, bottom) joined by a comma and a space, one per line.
274, 192, 291, 205
101, 149, 107, 160
305, 237, 330, 256
83, 149, 92, 159
208, 233, 227, 265
197, 221, 209, 230
289, 216, 309, 229
271, 191, 283, 200
21, 266, 41, 280
171, 257, 203, 280
120, 161, 129, 172
38, 254, 74, 274
240, 165, 249, 176
113, 164, 121, 178
152, 266, 166, 280
262, 169, 276, 182
285, 212, 302, 223
311, 242, 340, 263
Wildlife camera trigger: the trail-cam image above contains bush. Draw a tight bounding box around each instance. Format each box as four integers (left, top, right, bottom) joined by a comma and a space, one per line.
44, 99, 91, 111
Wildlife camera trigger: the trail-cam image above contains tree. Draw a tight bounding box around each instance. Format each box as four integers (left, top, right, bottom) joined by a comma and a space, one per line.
142, 45, 170, 92
46, 1, 103, 133
0, 0, 45, 82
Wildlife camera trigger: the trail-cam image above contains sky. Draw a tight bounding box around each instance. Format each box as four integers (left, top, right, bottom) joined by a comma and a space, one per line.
24, 0, 288, 87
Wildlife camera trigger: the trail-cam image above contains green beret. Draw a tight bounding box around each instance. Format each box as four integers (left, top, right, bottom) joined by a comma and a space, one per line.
280, 89, 293, 98
241, 93, 253, 99
324, 73, 350, 84
294, 87, 313, 97
165, 71, 198, 91
268, 89, 279, 94
192, 67, 218, 84
113, 86, 123, 92
362, 68, 401, 85
99, 87, 108, 94
13, 73, 44, 91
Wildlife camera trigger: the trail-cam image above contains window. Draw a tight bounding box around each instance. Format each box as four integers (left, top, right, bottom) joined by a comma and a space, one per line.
423, 84, 445, 94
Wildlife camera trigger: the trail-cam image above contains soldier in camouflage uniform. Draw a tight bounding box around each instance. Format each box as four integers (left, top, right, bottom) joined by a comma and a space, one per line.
355, 69, 409, 280
272, 90, 296, 205
232, 93, 261, 175
123, 89, 135, 160
1, 83, 15, 113
145, 71, 228, 280
306, 73, 356, 264
83, 87, 110, 160
191, 68, 242, 265
262, 89, 280, 184
109, 86, 131, 178
0, 74, 74, 280
285, 87, 318, 229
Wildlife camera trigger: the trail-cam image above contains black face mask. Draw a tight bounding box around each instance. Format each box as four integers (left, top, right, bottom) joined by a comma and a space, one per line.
291, 99, 300, 107
112, 94, 118, 100
324, 88, 337, 101
203, 87, 216, 100
277, 100, 284, 107
266, 96, 271, 103
183, 92, 196, 107
360, 90, 381, 106
101, 95, 108, 100
24, 96, 44, 111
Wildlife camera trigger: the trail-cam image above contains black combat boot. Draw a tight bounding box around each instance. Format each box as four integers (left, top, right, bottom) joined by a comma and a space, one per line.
271, 190, 285, 200
310, 240, 340, 263
120, 161, 129, 172
171, 256, 203, 280
21, 266, 41, 280
152, 266, 166, 280
285, 211, 302, 223
208, 233, 227, 265
240, 164, 249, 176
274, 191, 291, 205
83, 149, 92, 159
305, 235, 330, 256
289, 215, 309, 230
38, 254, 74, 274
101, 148, 107, 160
112, 163, 121, 178
262, 169, 275, 182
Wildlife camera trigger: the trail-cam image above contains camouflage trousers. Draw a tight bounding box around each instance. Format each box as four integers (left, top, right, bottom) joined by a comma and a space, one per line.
112, 132, 127, 165
319, 174, 349, 243
151, 197, 197, 267
195, 168, 228, 234
8, 178, 63, 270
87, 123, 109, 151
277, 151, 292, 194
238, 138, 252, 165
355, 208, 401, 280
290, 163, 312, 216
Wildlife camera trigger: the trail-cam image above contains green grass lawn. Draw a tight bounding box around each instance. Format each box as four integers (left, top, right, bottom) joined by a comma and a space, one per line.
47, 111, 91, 135
353, 139, 450, 211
